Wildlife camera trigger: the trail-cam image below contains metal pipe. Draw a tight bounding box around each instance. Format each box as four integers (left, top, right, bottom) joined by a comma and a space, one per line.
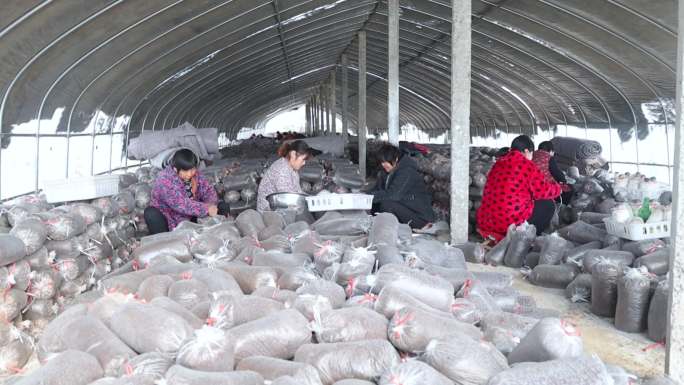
331, 70, 337, 134
342, 54, 349, 141
450, 0, 471, 244
358, 30, 367, 180
387, 0, 400, 145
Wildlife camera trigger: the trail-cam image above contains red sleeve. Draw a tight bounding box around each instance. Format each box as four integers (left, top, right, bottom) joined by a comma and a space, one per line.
526, 161, 561, 200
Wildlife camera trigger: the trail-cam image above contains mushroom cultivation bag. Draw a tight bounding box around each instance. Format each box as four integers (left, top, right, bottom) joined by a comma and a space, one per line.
10, 217, 47, 255
480, 312, 540, 355
0, 234, 26, 266
311, 307, 388, 343
527, 264, 580, 289
13, 350, 103, 385
374, 263, 454, 312
373, 285, 452, 319
237, 356, 322, 385
615, 267, 652, 333
110, 303, 194, 354
504, 222, 537, 268
565, 273, 592, 303
591, 260, 620, 317
175, 325, 235, 372
557, 220, 607, 244
488, 355, 613, 385
507, 317, 584, 364
647, 279, 669, 342
634, 247, 670, 276
423, 334, 508, 385
294, 339, 400, 385
378, 361, 453, 385
230, 309, 312, 362
164, 365, 264, 385
538, 233, 573, 265
388, 306, 482, 353
582, 250, 634, 274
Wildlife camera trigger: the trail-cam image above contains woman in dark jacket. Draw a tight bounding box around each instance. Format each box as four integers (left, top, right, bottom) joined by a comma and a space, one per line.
371, 143, 434, 229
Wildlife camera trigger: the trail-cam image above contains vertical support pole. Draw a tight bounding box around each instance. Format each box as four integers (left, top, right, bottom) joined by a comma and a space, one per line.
358, 30, 367, 180
305, 103, 311, 135
324, 84, 330, 134
667, 1, 684, 381
449, 0, 471, 244
387, 0, 400, 146
315, 96, 320, 135
331, 70, 337, 135
342, 54, 349, 142
319, 89, 325, 135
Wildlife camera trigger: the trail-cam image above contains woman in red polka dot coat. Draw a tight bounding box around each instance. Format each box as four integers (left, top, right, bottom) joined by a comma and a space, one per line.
476, 135, 562, 243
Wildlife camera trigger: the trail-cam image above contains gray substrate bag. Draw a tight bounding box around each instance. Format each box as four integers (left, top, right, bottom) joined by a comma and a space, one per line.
329, 246, 376, 285
642, 376, 680, 385
378, 360, 453, 385
648, 279, 669, 342
368, 213, 401, 266
237, 356, 322, 385
0, 289, 27, 321
38, 313, 135, 376
621, 239, 666, 257
332, 381, 375, 385
374, 263, 455, 312
176, 325, 235, 372
557, 220, 607, 244
507, 317, 583, 364
582, 250, 635, 273
253, 287, 298, 308
191, 267, 243, 296
220, 264, 278, 294
480, 312, 539, 355
407, 240, 467, 270
296, 279, 346, 309
634, 247, 671, 275
312, 216, 372, 236
374, 285, 452, 319
236, 209, 266, 237
294, 339, 400, 385
203, 222, 242, 243
457, 279, 500, 313
591, 261, 620, 317
10, 217, 47, 255
0, 339, 33, 376
263, 210, 287, 229
504, 222, 537, 268
165, 365, 264, 385
37, 212, 87, 240
208, 294, 283, 329
615, 267, 652, 333
150, 297, 204, 330
564, 241, 602, 265
424, 265, 473, 291
253, 251, 310, 269
388, 306, 482, 353
7, 203, 42, 227
69, 203, 103, 226
0, 234, 26, 266
451, 297, 483, 324
92, 197, 120, 218
539, 233, 573, 265
485, 231, 510, 266
259, 225, 285, 241
471, 271, 514, 289
527, 264, 579, 289
423, 334, 508, 385
30, 269, 62, 300
136, 275, 174, 302
110, 303, 194, 354
454, 241, 486, 264
167, 278, 210, 309
133, 239, 192, 266
230, 309, 312, 362
277, 267, 319, 291
13, 350, 103, 385
565, 273, 592, 303
487, 355, 613, 385
313, 241, 345, 273
312, 307, 388, 343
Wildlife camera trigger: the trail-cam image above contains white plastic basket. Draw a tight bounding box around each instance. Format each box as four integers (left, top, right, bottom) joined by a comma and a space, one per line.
305, 193, 373, 212
41, 175, 120, 203
603, 218, 670, 241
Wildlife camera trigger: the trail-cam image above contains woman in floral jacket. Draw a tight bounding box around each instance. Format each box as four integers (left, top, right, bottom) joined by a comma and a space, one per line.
146, 149, 228, 233
476, 135, 561, 243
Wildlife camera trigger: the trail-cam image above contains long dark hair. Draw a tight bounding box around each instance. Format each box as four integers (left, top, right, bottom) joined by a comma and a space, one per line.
377, 143, 402, 165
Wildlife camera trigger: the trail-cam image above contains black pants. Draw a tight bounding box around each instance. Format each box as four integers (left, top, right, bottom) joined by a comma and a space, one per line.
144, 202, 230, 235
528, 199, 556, 235
372, 200, 429, 230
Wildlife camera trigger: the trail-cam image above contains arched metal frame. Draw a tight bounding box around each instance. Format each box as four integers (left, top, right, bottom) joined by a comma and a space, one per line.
0, 0, 678, 198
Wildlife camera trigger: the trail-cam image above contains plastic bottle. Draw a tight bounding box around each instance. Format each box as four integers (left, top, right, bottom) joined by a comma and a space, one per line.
637, 198, 651, 222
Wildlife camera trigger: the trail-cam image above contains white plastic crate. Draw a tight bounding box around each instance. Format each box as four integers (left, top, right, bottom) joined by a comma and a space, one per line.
41, 175, 120, 203
305, 193, 373, 212
603, 218, 670, 241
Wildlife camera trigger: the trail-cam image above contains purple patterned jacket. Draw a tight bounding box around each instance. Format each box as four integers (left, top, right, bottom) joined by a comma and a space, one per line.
150, 167, 218, 230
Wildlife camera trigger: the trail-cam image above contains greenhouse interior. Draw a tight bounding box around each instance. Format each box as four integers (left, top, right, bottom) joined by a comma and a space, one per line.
0, 1, 683, 384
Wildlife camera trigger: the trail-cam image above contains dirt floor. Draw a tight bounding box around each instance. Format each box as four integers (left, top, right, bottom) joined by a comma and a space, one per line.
467, 262, 666, 378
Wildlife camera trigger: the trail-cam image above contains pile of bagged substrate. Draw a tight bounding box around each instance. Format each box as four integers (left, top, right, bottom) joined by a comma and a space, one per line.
4, 207, 677, 385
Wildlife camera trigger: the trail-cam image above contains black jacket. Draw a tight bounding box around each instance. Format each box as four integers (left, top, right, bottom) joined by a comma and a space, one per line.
372, 155, 435, 221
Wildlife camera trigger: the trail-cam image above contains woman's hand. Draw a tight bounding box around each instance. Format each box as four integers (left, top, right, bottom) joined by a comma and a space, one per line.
207, 205, 219, 217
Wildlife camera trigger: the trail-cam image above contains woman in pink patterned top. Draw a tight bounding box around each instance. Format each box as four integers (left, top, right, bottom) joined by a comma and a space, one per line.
257, 140, 314, 211
146, 149, 228, 233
